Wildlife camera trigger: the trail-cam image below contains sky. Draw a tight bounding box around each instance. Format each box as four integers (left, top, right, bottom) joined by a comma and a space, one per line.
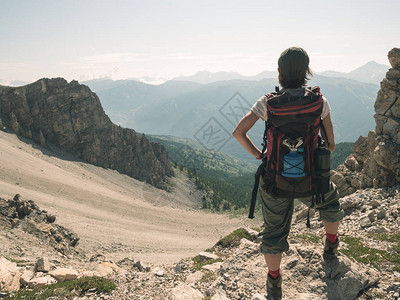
1, 0, 399, 84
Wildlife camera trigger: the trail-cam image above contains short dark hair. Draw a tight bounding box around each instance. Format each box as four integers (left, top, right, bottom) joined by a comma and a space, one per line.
278, 67, 313, 89
277, 47, 313, 88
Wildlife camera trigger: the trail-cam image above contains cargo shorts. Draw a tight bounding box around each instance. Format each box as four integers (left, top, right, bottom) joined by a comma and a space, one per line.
259, 182, 344, 255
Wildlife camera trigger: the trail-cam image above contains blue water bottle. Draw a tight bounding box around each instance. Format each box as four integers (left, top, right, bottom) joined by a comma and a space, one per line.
282, 148, 306, 178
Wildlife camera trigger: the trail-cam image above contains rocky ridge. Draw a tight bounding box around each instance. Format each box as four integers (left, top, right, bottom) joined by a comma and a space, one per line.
332, 48, 400, 196
0, 78, 172, 188
0, 194, 79, 256
1, 187, 399, 299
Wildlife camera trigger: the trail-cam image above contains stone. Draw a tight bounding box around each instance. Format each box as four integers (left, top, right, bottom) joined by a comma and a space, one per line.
89, 254, 106, 263
174, 260, 187, 272
27, 275, 57, 288
386, 68, 400, 79
49, 268, 79, 282
20, 268, 34, 286
198, 252, 219, 261
211, 288, 230, 300
251, 293, 267, 300
133, 260, 149, 272
367, 225, 389, 233
168, 283, 203, 300
153, 267, 165, 277
0, 257, 20, 292
35, 257, 50, 273
96, 262, 120, 277
377, 209, 387, 220
116, 257, 135, 267
45, 214, 56, 223
202, 262, 223, 273
186, 271, 204, 286
369, 200, 381, 208
388, 48, 400, 68
345, 155, 360, 171
368, 211, 375, 222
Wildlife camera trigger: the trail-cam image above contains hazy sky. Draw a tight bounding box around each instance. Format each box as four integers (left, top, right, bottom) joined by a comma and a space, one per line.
1, 0, 399, 83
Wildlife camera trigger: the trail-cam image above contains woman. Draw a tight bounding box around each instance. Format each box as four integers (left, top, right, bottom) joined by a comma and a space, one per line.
232, 47, 344, 300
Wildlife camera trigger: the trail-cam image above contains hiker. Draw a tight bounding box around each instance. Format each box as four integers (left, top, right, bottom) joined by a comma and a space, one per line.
232, 47, 344, 300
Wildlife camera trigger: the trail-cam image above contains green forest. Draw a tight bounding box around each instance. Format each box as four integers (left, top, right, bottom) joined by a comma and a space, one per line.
148, 135, 353, 213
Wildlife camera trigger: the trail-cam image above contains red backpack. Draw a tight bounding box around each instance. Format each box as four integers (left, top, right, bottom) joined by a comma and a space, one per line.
249, 86, 329, 219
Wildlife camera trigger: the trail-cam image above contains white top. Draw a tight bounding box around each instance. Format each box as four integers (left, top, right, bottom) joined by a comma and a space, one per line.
251, 91, 331, 121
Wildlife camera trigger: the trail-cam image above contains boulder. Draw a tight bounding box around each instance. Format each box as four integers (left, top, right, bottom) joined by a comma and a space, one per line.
35, 257, 50, 273
27, 275, 57, 288
185, 271, 204, 286
168, 283, 203, 300
0, 257, 20, 292
49, 268, 79, 282
198, 252, 219, 261
96, 262, 120, 277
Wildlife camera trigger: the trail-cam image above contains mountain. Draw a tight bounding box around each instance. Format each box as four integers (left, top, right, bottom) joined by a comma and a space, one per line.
319, 61, 390, 85
172, 70, 278, 84
0, 78, 172, 188
0, 79, 30, 87
171, 61, 388, 85
84, 76, 378, 163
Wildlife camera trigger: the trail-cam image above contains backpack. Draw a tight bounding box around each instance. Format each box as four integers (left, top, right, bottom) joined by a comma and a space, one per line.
249, 86, 329, 221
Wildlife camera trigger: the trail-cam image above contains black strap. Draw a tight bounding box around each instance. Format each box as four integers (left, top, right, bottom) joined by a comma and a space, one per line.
306, 194, 315, 228
261, 121, 269, 154
320, 119, 330, 147
249, 163, 265, 219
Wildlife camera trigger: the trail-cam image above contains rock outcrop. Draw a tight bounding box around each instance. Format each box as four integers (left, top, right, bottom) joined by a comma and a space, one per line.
332, 48, 400, 196
0, 194, 79, 255
0, 78, 173, 188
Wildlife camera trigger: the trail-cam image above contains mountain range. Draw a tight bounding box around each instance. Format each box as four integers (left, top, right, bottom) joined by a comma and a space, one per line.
171, 61, 389, 85
83, 74, 379, 162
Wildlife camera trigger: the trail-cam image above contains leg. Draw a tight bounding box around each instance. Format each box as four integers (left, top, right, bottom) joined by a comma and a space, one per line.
264, 253, 282, 272
259, 188, 293, 299
316, 183, 343, 260
322, 220, 340, 235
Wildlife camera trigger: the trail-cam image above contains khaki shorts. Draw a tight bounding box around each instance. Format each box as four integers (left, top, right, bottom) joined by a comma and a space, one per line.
259, 182, 344, 255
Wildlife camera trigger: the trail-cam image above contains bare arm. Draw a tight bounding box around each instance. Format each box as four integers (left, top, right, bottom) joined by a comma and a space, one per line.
321, 113, 335, 153
232, 110, 262, 158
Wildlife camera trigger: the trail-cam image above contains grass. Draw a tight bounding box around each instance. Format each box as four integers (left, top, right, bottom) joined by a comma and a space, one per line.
340, 236, 400, 271
3, 276, 116, 300
372, 232, 400, 271
191, 228, 258, 270
191, 256, 223, 271
297, 233, 321, 243
206, 228, 258, 252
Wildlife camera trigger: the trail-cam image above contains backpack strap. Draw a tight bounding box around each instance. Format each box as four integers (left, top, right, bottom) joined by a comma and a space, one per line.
248, 162, 266, 219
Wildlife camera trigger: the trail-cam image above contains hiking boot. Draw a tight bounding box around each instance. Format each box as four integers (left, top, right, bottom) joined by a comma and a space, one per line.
266, 273, 282, 300
322, 236, 339, 260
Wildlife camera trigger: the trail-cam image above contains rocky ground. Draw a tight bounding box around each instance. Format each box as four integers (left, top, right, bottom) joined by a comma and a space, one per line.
1, 186, 399, 299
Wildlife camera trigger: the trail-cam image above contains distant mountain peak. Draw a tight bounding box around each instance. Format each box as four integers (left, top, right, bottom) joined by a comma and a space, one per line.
318, 61, 389, 84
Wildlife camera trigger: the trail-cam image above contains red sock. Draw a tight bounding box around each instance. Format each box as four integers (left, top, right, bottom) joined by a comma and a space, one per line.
326, 232, 337, 244
269, 268, 280, 279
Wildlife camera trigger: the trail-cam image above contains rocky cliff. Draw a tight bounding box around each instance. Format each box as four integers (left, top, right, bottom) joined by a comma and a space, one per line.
0, 78, 173, 188
332, 48, 400, 196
